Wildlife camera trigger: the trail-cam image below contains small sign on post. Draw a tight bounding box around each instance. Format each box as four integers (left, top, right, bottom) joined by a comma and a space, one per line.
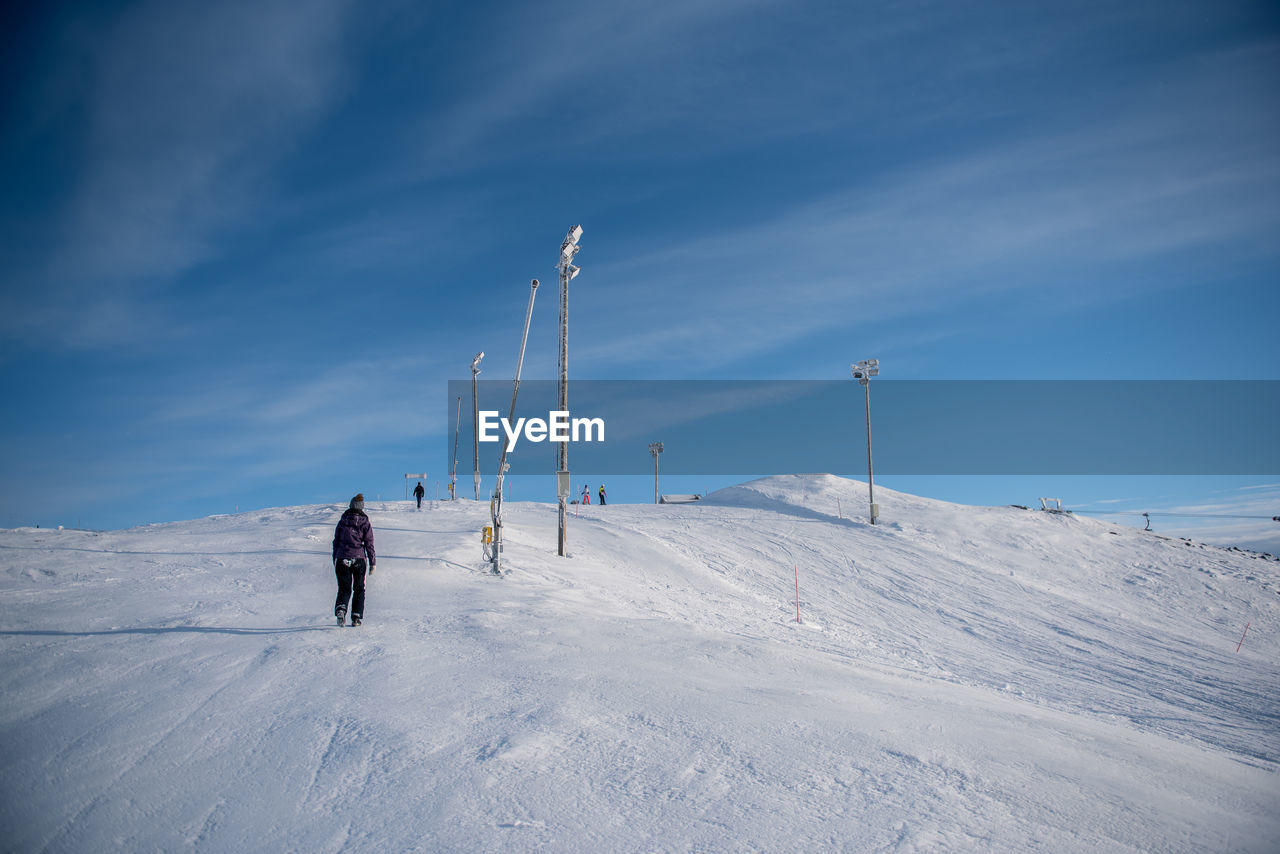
557, 471, 571, 500
405, 473, 427, 500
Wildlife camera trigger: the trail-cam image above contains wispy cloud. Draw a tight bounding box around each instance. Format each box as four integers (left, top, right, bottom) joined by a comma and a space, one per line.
150, 355, 450, 468
407, 1, 1167, 176
7, 0, 357, 349
566, 42, 1280, 374
1165, 488, 1280, 519
413, 0, 789, 172
1089, 484, 1280, 553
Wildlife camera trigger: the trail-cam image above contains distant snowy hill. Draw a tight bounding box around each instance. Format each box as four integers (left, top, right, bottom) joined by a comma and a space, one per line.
2, 474, 1277, 852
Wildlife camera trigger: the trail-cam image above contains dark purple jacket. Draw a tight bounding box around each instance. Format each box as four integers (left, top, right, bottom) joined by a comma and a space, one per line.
333, 509, 376, 564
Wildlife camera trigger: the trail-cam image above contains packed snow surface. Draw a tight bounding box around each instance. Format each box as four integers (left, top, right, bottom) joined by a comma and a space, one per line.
2, 474, 1277, 852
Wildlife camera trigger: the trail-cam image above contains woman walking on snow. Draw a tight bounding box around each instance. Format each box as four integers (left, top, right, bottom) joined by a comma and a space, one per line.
332, 493, 376, 626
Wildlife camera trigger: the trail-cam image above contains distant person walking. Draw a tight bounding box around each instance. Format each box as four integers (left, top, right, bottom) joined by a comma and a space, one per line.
598, 485, 607, 506
581, 484, 591, 505
332, 493, 376, 627
413, 481, 425, 509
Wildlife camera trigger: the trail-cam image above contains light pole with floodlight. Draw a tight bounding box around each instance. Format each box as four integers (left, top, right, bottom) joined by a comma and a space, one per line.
557, 225, 583, 556
852, 359, 879, 524
649, 442, 664, 504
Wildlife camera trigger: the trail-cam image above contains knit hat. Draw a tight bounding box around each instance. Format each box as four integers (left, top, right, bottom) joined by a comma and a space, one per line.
350, 493, 365, 510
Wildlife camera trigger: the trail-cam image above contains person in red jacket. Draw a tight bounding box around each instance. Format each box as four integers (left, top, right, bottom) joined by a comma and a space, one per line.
332, 493, 376, 626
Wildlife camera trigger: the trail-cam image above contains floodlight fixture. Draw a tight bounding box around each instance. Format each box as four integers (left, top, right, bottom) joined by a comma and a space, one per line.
852, 359, 879, 382
560, 225, 583, 263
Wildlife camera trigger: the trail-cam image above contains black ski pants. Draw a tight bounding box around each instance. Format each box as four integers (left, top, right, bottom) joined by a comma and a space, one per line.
335, 558, 367, 618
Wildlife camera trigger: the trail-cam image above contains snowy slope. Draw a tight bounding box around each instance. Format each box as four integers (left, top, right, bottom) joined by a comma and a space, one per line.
1, 474, 1277, 852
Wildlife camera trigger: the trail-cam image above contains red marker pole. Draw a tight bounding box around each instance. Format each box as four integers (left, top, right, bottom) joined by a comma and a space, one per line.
1236, 622, 1251, 653
788, 563, 798, 624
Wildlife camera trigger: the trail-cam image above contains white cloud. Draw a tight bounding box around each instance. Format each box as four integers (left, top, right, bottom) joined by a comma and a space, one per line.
566, 43, 1280, 374
413, 0, 786, 172
9, 0, 358, 349
151, 354, 450, 465
1134, 485, 1280, 553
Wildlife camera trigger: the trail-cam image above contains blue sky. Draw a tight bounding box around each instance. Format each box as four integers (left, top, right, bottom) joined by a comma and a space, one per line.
2, 0, 1278, 547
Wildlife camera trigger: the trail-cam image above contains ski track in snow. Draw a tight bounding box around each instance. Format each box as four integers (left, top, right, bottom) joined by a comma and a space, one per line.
1, 474, 1278, 852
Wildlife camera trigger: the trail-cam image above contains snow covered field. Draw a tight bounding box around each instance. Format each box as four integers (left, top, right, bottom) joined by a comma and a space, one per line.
2, 474, 1277, 852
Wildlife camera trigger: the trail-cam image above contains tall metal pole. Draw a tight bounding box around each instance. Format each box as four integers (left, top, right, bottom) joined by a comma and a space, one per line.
863, 379, 876, 524
557, 259, 568, 555
491, 280, 539, 575
556, 225, 582, 557
853, 359, 880, 525
649, 442, 663, 504
471, 352, 483, 500
450, 395, 461, 500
